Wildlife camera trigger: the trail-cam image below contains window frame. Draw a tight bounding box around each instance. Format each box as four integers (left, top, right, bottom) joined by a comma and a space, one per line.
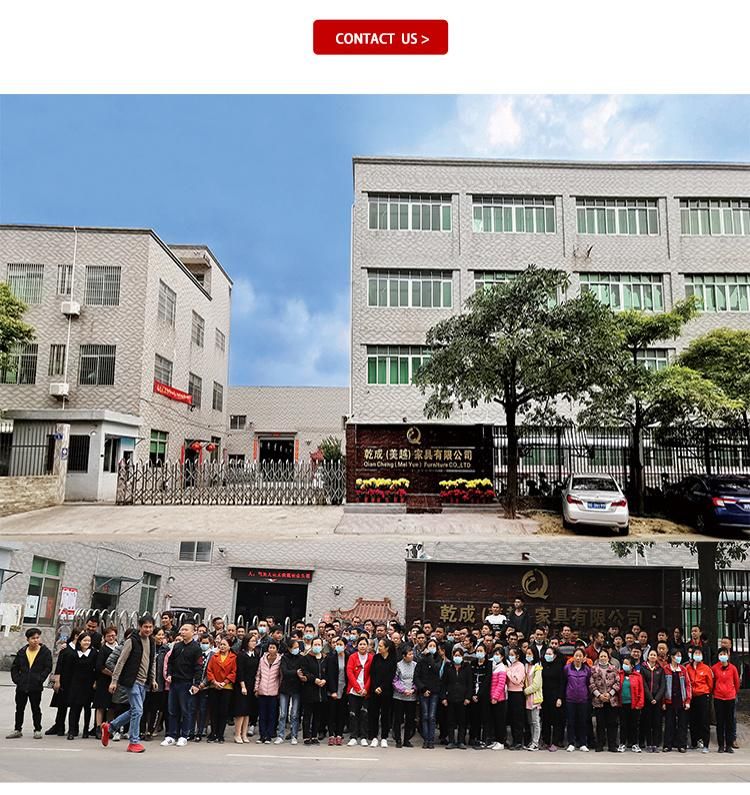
212, 381, 224, 412
579, 272, 665, 312
367, 269, 453, 308
6, 263, 44, 304
154, 353, 173, 386
367, 193, 452, 232
24, 556, 63, 626
178, 541, 212, 563
680, 199, 750, 237
366, 345, 432, 386
139, 572, 160, 615
188, 372, 202, 408
78, 344, 116, 386
157, 280, 177, 326
575, 198, 660, 236
84, 265, 121, 306
149, 429, 168, 466
684, 273, 750, 313
191, 311, 205, 348
0, 342, 38, 384
230, 414, 247, 430
471, 195, 557, 234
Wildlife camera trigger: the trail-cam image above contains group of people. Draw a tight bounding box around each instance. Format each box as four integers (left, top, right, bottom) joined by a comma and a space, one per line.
7, 600, 743, 758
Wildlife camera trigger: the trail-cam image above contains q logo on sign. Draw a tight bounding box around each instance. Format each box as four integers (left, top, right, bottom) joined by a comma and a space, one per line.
521, 568, 549, 601
406, 426, 422, 445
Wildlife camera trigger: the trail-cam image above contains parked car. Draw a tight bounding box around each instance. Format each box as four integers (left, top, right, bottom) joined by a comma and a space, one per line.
561, 473, 629, 535
664, 474, 750, 535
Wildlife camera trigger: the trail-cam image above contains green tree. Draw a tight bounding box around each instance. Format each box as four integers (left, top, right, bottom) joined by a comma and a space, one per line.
414, 266, 622, 518
0, 282, 35, 388
318, 435, 343, 463
611, 541, 749, 649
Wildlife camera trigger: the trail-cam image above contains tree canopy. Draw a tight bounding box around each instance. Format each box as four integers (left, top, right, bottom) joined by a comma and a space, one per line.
0, 282, 35, 374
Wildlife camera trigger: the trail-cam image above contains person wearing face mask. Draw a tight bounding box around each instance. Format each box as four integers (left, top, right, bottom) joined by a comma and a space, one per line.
301, 625, 317, 656
488, 645, 508, 750
205, 637, 236, 743
299, 638, 327, 744
440, 647, 472, 750
662, 648, 692, 753
641, 649, 666, 753
392, 647, 418, 748
712, 648, 740, 754
686, 646, 714, 752
414, 639, 442, 749
234, 635, 259, 743
540, 646, 565, 751
505, 647, 527, 751
346, 637, 373, 747
687, 624, 712, 667
276, 639, 303, 745
368, 638, 397, 747
563, 648, 592, 752
589, 648, 620, 753
326, 636, 349, 746
615, 655, 644, 753
467, 642, 492, 749
524, 647, 544, 751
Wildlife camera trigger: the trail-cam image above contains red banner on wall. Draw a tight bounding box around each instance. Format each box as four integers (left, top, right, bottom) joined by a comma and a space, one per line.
154, 380, 193, 405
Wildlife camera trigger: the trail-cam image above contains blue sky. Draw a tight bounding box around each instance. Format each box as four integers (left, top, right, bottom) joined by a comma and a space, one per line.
2, 95, 750, 386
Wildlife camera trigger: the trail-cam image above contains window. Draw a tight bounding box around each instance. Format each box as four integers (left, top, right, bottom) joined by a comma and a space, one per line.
212, 381, 224, 411
472, 195, 556, 234
24, 556, 62, 626
636, 348, 670, 371
103, 436, 120, 473
367, 270, 452, 308
579, 273, 664, 311
366, 345, 432, 385
367, 193, 452, 232
191, 312, 205, 348
228, 454, 246, 465
84, 265, 121, 305
474, 271, 517, 291
57, 264, 73, 296
215, 329, 226, 353
150, 430, 168, 466
179, 541, 212, 562
154, 354, 173, 386
68, 435, 90, 472
92, 576, 121, 611
188, 372, 202, 408
685, 274, 750, 312
78, 344, 116, 385
139, 573, 160, 615
0, 343, 38, 384
158, 280, 176, 326
230, 415, 247, 430
576, 198, 659, 236
6, 263, 44, 303
48, 344, 66, 377
680, 199, 750, 236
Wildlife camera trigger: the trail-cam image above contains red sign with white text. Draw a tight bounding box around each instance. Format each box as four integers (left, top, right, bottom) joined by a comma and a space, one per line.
153, 379, 193, 405
313, 20, 448, 55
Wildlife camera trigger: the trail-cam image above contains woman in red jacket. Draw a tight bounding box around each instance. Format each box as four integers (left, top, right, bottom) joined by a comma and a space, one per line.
206, 637, 236, 743
346, 637, 373, 747
616, 655, 644, 753
712, 650, 741, 754
663, 648, 692, 753
686, 646, 714, 752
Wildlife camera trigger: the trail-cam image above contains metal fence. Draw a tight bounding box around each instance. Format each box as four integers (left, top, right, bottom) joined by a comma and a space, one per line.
0, 419, 57, 477
116, 459, 346, 506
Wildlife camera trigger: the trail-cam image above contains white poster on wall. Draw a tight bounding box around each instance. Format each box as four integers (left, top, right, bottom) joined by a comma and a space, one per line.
25, 595, 39, 618
59, 587, 78, 619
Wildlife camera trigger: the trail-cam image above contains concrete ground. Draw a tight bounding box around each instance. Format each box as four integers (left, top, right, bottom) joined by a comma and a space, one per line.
0, 503, 716, 542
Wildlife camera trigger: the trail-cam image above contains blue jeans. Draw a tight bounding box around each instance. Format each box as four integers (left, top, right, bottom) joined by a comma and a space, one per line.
168, 682, 195, 740
420, 693, 439, 743
194, 690, 209, 737
277, 692, 301, 739
257, 695, 279, 741
109, 683, 146, 744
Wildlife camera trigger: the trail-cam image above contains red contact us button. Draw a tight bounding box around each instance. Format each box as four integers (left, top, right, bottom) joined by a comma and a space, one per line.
313, 20, 448, 55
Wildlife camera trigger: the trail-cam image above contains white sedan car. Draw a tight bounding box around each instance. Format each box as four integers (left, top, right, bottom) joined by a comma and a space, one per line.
561, 473, 629, 535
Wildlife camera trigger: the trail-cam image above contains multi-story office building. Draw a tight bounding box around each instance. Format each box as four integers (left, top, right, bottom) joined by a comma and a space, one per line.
0, 225, 232, 500
350, 157, 750, 426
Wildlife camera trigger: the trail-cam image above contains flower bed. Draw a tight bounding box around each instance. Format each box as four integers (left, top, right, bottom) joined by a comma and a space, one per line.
439, 478, 496, 504
355, 477, 409, 503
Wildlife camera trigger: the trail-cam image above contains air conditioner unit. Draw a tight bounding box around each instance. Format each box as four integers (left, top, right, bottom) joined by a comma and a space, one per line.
61, 301, 81, 317
49, 382, 70, 398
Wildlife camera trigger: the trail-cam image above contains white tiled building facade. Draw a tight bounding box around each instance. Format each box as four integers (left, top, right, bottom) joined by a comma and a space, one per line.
351, 157, 750, 425
0, 225, 232, 499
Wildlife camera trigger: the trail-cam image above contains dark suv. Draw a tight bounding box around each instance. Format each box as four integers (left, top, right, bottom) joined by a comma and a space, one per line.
665, 474, 750, 535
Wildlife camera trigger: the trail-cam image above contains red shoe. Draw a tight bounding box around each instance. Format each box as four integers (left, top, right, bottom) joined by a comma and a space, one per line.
328, 736, 335, 746
335, 736, 343, 746
101, 722, 110, 747
127, 742, 146, 753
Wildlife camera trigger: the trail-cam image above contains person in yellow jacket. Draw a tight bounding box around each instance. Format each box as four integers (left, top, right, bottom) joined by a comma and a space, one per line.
524, 648, 544, 751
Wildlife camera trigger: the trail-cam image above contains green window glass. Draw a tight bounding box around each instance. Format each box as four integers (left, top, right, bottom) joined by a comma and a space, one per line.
412, 281, 421, 306
472, 205, 483, 232
367, 358, 377, 384
369, 203, 378, 229
399, 280, 408, 306
505, 207, 514, 231
378, 203, 387, 229
421, 280, 432, 307
577, 208, 586, 233
399, 204, 409, 229
377, 357, 387, 384
378, 279, 387, 306
442, 281, 452, 308
389, 280, 399, 307
412, 204, 421, 230
545, 207, 555, 232
442, 205, 451, 230
516, 206, 525, 232
399, 357, 409, 384
368, 278, 378, 306
31, 558, 45, 574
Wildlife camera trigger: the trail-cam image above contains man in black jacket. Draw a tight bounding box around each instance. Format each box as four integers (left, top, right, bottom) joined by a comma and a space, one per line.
162, 622, 203, 746
507, 598, 532, 640
7, 628, 53, 739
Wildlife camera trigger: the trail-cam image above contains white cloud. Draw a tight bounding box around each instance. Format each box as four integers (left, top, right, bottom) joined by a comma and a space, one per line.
231, 277, 257, 316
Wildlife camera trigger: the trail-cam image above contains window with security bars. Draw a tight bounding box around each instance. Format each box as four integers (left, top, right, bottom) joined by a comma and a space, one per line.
636, 348, 670, 371
68, 435, 90, 472
366, 345, 432, 385
576, 198, 659, 236
57, 264, 73, 296
78, 344, 116, 385
367, 270, 452, 308
158, 280, 176, 326
179, 541, 212, 562
48, 344, 66, 376
215, 328, 226, 353
84, 265, 121, 305
7, 263, 44, 303
191, 312, 205, 348
188, 372, 202, 408
0, 343, 38, 384
579, 273, 664, 311
368, 193, 452, 232
685, 274, 750, 312
680, 199, 750, 236
149, 429, 168, 466
472, 196, 556, 234
230, 415, 247, 429
212, 381, 224, 411
154, 354, 173, 386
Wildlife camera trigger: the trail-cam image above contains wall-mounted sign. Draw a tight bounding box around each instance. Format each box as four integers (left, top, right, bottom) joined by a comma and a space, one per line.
521, 568, 549, 600
154, 380, 193, 405
59, 587, 78, 619
231, 567, 313, 583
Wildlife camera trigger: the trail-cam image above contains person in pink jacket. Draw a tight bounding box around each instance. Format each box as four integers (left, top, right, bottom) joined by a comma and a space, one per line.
506, 647, 526, 750
489, 645, 508, 750
254, 641, 282, 743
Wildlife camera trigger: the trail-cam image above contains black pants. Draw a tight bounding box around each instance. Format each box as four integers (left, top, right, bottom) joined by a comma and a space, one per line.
348, 694, 368, 740
302, 701, 325, 739
143, 690, 167, 734
208, 689, 232, 739
67, 704, 91, 736
664, 704, 688, 749
392, 699, 416, 743
641, 702, 663, 747
490, 700, 507, 744
328, 695, 347, 737
15, 689, 43, 732
689, 693, 710, 748
437, 699, 448, 741
368, 693, 392, 740
506, 691, 525, 747
444, 700, 467, 744
595, 704, 619, 751
541, 698, 564, 747
468, 698, 491, 744
619, 707, 641, 747
715, 698, 736, 750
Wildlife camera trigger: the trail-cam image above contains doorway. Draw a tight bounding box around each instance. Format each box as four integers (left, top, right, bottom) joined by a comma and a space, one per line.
184, 440, 200, 487
259, 438, 295, 465
234, 581, 308, 625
